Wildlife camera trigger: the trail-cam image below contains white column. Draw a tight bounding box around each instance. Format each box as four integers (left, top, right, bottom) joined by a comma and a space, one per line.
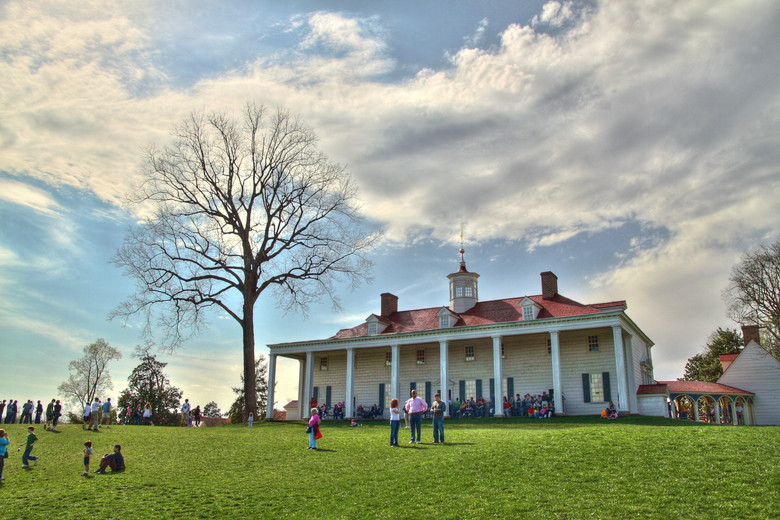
391, 344, 400, 406
730, 400, 737, 426
345, 348, 355, 419
550, 331, 563, 415
303, 351, 314, 418
624, 335, 636, 413
693, 400, 700, 422
439, 340, 449, 417
714, 399, 721, 425
266, 354, 277, 420
297, 359, 305, 420
612, 325, 630, 412
492, 335, 503, 417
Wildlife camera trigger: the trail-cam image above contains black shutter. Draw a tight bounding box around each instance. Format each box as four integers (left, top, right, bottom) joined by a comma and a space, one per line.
378, 384, 385, 409
507, 377, 514, 399
313, 386, 319, 402
425, 382, 432, 404
326, 386, 332, 408
490, 378, 495, 404
582, 374, 591, 403
476, 379, 483, 399
459, 380, 466, 400
410, 382, 416, 395
602, 372, 611, 402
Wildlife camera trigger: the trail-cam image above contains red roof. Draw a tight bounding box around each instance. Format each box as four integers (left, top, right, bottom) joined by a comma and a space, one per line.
655, 381, 753, 395
636, 383, 670, 395
719, 353, 739, 372
331, 294, 627, 339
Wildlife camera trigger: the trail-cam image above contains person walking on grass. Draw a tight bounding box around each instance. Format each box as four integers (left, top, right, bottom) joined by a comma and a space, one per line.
101, 398, 111, 428
83, 402, 92, 430
90, 397, 101, 431
404, 389, 428, 444
248, 412, 254, 428
308, 408, 321, 450
52, 400, 62, 431
82, 441, 93, 476
389, 398, 401, 447
431, 393, 446, 444
20, 426, 38, 468
0, 429, 9, 482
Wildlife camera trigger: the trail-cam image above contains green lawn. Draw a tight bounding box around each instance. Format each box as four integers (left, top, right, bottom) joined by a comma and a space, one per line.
1, 417, 778, 519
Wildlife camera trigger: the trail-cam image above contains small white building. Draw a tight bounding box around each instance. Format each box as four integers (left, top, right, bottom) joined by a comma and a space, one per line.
717, 326, 780, 425
266, 251, 655, 419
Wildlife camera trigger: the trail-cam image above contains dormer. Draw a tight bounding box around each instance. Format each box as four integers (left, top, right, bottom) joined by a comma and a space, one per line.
518, 296, 542, 321
365, 314, 390, 335
448, 248, 479, 313
437, 307, 460, 329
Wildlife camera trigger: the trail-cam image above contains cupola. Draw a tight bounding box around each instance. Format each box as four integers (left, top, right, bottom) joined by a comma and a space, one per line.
447, 247, 479, 313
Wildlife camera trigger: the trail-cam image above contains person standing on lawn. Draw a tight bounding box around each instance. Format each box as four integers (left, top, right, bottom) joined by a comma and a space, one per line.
34, 400, 43, 424
90, 397, 101, 431
308, 408, 321, 450
20, 426, 38, 468
44, 399, 55, 430
389, 398, 401, 447
431, 393, 446, 444
0, 429, 9, 482
101, 398, 112, 428
180, 399, 191, 427
83, 402, 92, 430
82, 441, 93, 476
404, 389, 428, 444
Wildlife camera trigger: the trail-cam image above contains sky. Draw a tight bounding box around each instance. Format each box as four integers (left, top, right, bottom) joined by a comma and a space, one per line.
1, 0, 779, 415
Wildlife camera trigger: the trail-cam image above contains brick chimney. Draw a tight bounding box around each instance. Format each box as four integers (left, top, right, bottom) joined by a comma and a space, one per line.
541, 271, 558, 300
381, 293, 398, 317
741, 325, 760, 346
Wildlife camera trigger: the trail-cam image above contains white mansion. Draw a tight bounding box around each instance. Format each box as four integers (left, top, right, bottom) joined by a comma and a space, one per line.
266, 251, 656, 420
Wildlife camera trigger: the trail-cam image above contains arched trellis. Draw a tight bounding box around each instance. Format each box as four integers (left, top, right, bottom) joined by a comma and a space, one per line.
671, 392, 754, 425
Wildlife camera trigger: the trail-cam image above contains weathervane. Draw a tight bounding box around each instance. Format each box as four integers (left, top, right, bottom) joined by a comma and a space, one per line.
460, 229, 465, 261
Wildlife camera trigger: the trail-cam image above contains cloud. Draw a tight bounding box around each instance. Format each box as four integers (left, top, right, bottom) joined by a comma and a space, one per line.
0, 178, 62, 215
2, 0, 779, 382
463, 18, 489, 47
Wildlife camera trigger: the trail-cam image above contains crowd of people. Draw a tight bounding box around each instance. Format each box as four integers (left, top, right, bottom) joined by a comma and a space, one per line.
1, 399, 64, 431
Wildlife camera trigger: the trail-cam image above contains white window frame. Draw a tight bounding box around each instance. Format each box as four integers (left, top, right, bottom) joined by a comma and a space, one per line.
368, 322, 378, 335
522, 306, 534, 321
465, 345, 475, 361
456, 286, 463, 297
439, 316, 449, 328
589, 373, 604, 402
320, 357, 328, 371
416, 349, 425, 365
464, 286, 473, 297
385, 351, 392, 366
588, 335, 599, 352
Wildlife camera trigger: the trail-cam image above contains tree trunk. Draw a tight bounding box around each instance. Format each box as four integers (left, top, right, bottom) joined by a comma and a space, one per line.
243, 298, 258, 421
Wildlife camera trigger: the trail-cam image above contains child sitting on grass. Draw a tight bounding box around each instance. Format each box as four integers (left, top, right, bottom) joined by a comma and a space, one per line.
82, 441, 92, 476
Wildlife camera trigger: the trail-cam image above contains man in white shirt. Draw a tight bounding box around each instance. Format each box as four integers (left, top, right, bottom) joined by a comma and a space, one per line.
181, 399, 191, 427
404, 389, 428, 444
90, 398, 101, 432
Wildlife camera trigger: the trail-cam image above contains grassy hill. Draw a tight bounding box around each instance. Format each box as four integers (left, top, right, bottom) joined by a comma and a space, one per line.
1, 416, 778, 519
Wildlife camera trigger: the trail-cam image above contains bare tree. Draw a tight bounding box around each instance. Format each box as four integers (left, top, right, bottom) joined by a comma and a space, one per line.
57, 338, 122, 408
724, 238, 780, 359
111, 104, 375, 419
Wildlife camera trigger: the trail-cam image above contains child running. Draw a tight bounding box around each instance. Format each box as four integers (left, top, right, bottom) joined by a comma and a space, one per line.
20, 426, 38, 468
82, 441, 93, 476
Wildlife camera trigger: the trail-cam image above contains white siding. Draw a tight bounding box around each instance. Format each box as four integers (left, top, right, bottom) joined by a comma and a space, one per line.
637, 394, 669, 417
718, 341, 780, 425
559, 328, 617, 415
